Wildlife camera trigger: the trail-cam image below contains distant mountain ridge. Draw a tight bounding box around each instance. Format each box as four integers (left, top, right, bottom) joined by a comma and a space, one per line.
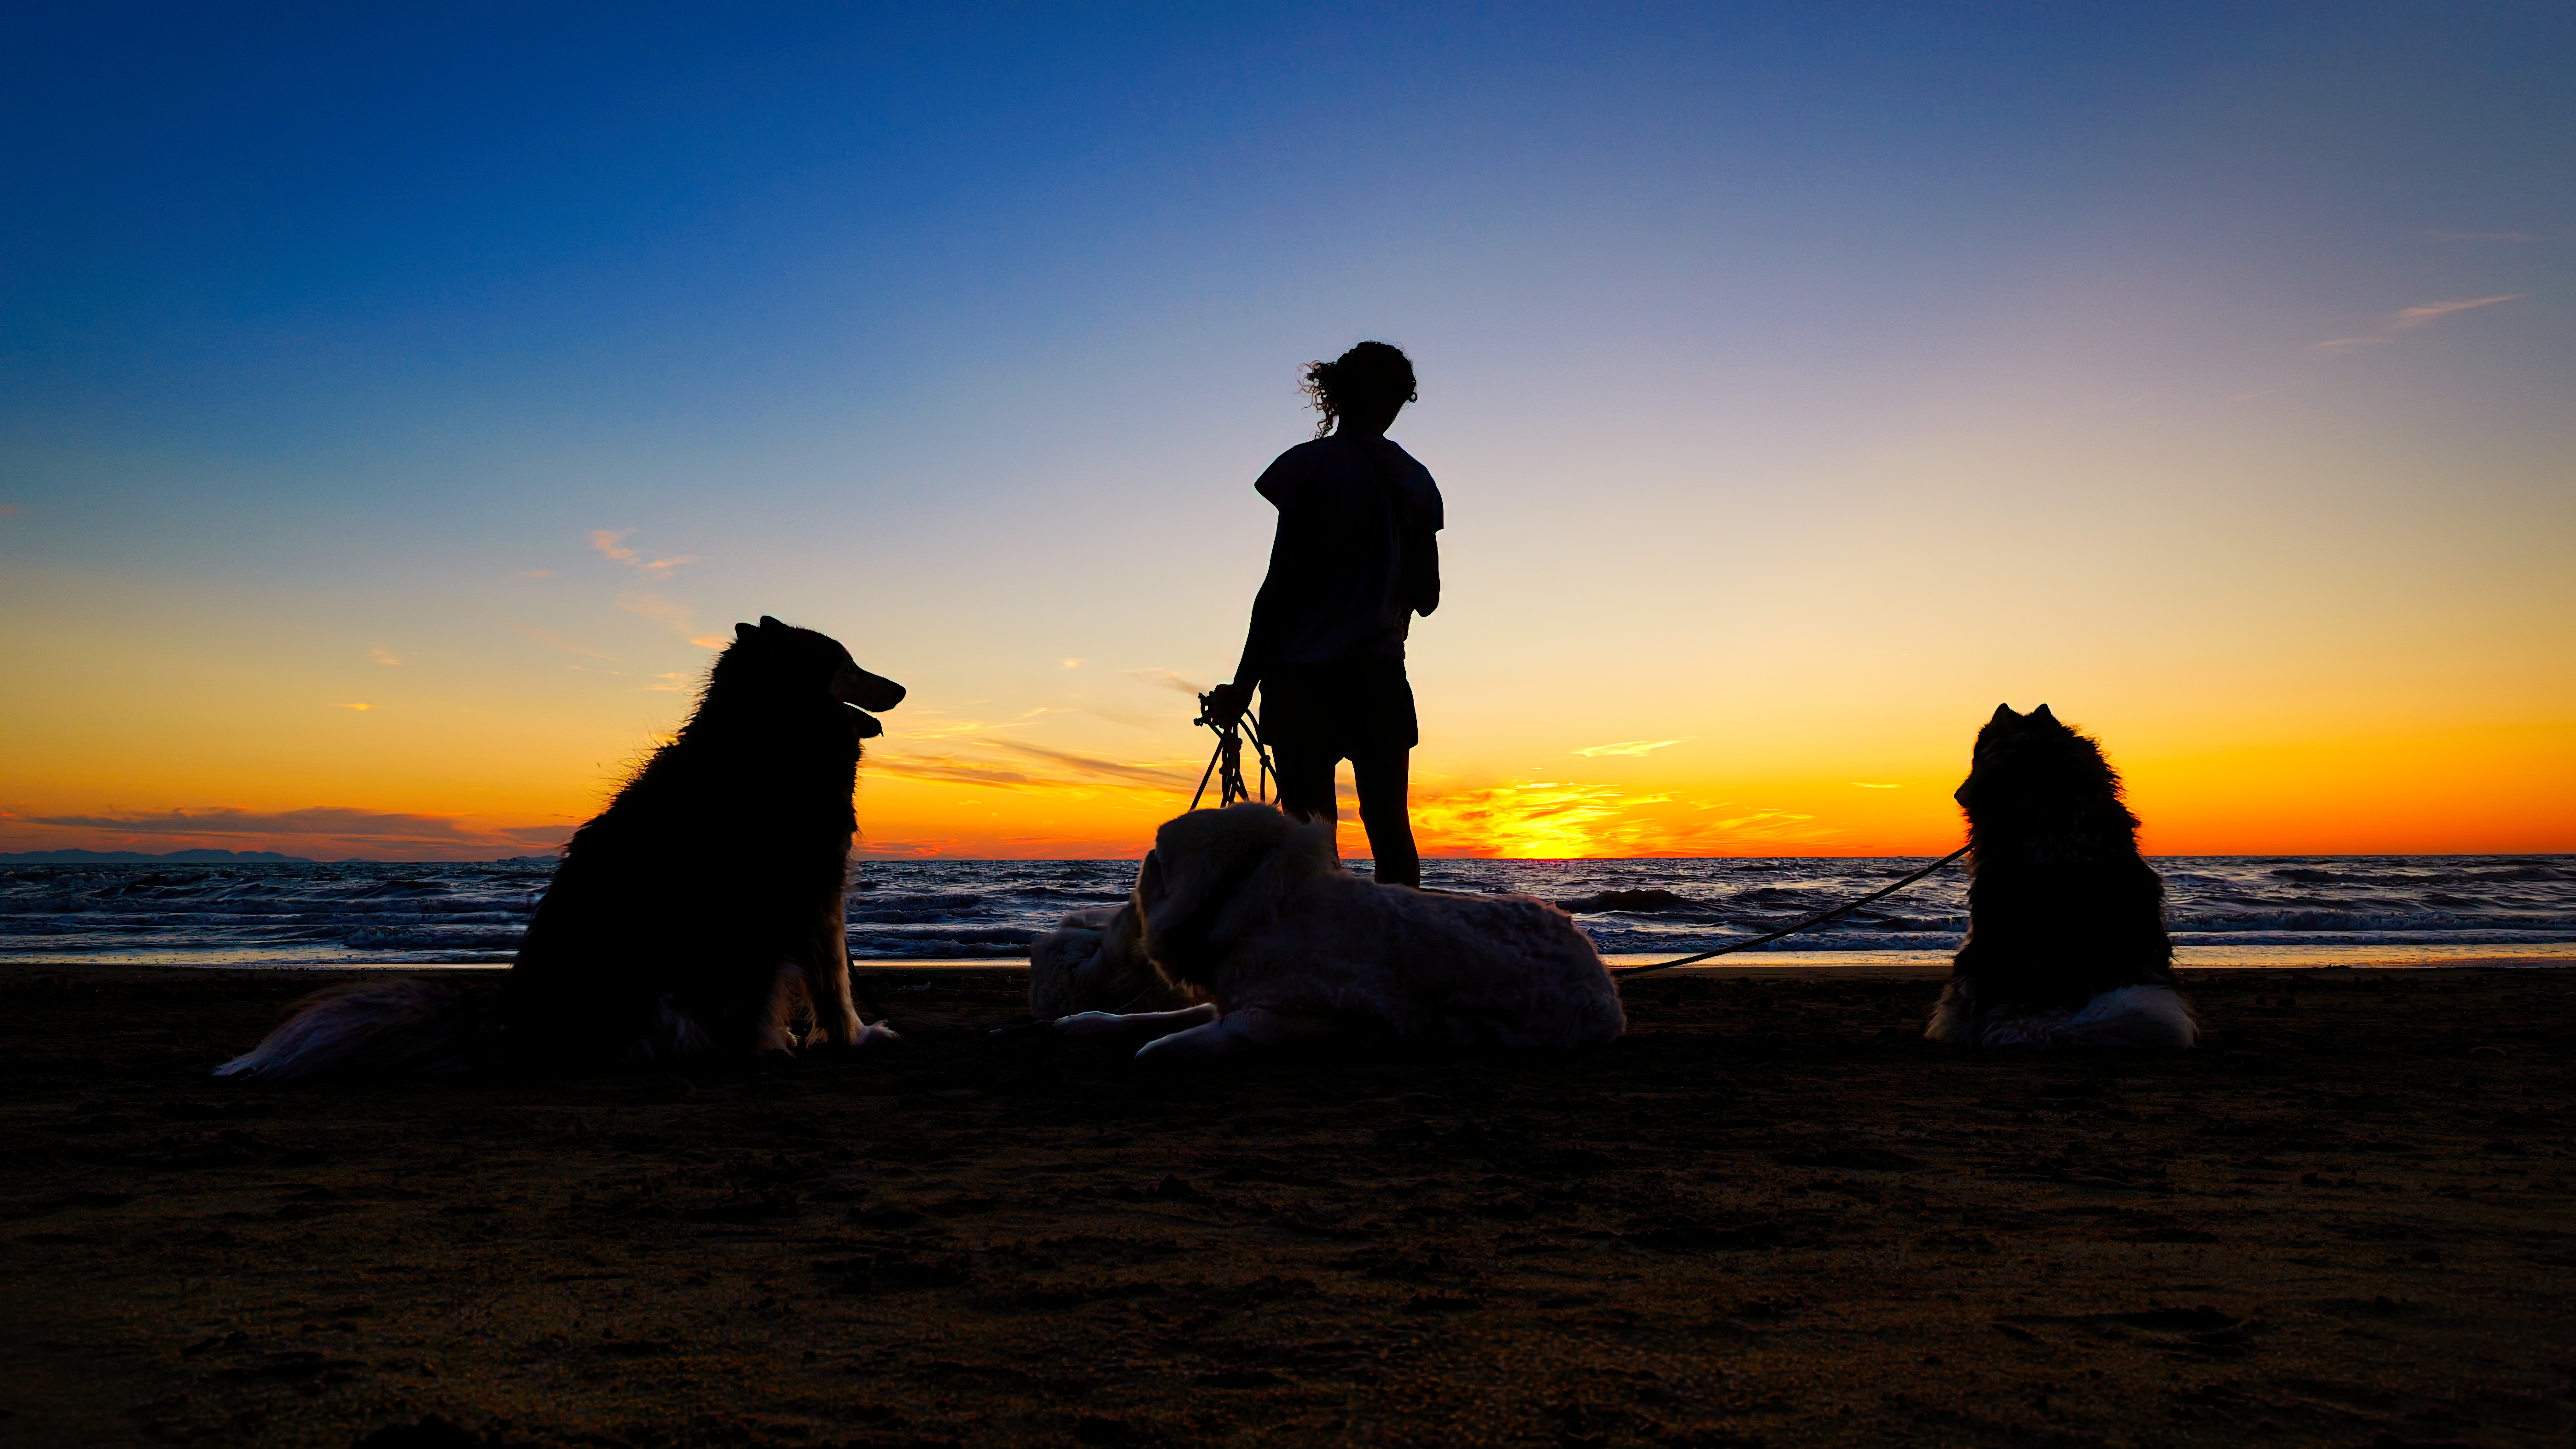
0, 848, 317, 864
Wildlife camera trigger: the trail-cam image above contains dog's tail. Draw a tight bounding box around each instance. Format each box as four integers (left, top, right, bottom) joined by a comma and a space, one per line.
1926, 980, 2198, 1050
214, 977, 502, 1080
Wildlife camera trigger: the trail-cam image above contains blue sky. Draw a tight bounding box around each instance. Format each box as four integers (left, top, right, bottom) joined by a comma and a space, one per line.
4, 3, 2569, 857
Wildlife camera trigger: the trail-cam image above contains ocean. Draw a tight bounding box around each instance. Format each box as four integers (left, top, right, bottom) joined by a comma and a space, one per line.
2, 853, 2570, 970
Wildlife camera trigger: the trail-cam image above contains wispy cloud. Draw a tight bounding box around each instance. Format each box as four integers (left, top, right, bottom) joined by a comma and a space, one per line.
2391, 295, 2524, 329
1062, 658, 1086, 670
0, 504, 19, 517
473, 611, 608, 658
16, 806, 578, 857
36, 807, 470, 842
985, 740, 1197, 790
1849, 781, 1903, 789
1063, 702, 1174, 733
1122, 668, 1209, 697
863, 755, 1075, 791
370, 647, 402, 666
615, 589, 693, 627
333, 702, 374, 711
640, 671, 696, 693
1571, 738, 1692, 758
866, 739, 1196, 795
589, 529, 695, 577
854, 837, 970, 857
2315, 294, 2523, 357
894, 713, 1028, 741
616, 589, 728, 649
590, 531, 722, 646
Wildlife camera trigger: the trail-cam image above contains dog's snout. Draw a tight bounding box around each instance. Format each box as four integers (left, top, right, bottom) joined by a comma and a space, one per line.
833, 662, 907, 712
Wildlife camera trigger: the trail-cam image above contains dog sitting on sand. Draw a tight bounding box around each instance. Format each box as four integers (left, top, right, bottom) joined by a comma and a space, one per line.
218, 617, 907, 1078
1040, 803, 1625, 1064
1927, 704, 2197, 1049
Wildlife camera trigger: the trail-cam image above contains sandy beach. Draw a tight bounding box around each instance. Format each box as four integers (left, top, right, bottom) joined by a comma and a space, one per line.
6, 963, 2573, 1447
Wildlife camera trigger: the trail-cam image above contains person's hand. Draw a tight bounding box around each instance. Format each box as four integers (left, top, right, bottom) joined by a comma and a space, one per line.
1201, 682, 1251, 729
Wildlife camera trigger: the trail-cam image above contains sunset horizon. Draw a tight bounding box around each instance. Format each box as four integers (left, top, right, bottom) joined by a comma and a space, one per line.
7, 11, 2572, 1443
5, 6, 2568, 864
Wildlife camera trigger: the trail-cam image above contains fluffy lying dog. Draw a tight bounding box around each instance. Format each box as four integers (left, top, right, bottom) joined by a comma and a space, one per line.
1927, 704, 2197, 1049
218, 617, 907, 1078
1047, 804, 1625, 1064
1027, 901, 1200, 1020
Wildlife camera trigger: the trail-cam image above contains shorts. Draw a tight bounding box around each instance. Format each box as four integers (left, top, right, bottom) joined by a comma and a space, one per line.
1258, 656, 1419, 761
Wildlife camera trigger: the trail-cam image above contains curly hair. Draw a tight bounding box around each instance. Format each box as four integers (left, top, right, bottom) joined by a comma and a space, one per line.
1301, 341, 1418, 438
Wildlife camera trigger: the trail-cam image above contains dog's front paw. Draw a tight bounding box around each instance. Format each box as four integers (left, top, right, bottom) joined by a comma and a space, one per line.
854, 1021, 901, 1049
1054, 1010, 1138, 1040
1056, 1004, 1222, 1043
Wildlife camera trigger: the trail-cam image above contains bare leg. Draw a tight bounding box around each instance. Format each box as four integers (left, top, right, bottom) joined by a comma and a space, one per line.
1350, 747, 1419, 889
1273, 744, 1338, 827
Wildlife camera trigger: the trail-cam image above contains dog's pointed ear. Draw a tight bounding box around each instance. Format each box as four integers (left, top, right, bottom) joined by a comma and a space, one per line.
734, 622, 758, 643
1990, 703, 2019, 724
2029, 703, 2056, 723
759, 615, 784, 632
1132, 849, 1166, 916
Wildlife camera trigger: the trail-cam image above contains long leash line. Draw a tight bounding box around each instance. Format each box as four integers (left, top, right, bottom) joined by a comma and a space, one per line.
1607, 845, 1970, 977
1184, 692, 1963, 978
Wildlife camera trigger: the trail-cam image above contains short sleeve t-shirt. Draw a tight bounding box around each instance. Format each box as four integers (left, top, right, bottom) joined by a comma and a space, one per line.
1250, 434, 1443, 669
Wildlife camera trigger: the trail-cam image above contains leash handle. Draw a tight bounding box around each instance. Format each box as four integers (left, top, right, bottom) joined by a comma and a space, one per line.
1191, 691, 1276, 809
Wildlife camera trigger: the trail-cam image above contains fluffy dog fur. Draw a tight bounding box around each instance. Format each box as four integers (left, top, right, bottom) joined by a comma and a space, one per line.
1927, 704, 2197, 1049
218, 617, 906, 1079
1051, 804, 1626, 1064
1027, 902, 1201, 1020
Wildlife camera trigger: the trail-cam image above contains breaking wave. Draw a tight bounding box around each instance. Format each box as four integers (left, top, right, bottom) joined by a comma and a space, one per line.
0, 852, 2565, 966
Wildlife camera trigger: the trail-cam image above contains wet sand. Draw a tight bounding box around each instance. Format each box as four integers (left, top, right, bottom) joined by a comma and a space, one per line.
4, 964, 2572, 1448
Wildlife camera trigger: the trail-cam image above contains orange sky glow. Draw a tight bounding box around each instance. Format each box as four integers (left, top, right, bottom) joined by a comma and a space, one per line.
4, 9, 2569, 864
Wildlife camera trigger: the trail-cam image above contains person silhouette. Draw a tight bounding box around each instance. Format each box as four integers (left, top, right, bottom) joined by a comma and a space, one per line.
1205, 341, 1442, 889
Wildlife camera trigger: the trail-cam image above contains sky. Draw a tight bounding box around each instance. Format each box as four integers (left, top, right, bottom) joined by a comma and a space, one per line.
2, 3, 2570, 861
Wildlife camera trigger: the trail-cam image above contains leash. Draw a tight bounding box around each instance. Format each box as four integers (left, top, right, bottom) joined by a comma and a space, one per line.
1180, 691, 1961, 978
1190, 692, 1276, 810
1606, 846, 1969, 977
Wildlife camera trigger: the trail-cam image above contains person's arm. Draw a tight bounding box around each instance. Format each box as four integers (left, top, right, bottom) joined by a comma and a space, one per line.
1413, 463, 1444, 617
1207, 517, 1292, 726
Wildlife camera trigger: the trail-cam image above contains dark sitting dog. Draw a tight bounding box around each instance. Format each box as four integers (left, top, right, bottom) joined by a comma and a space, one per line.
218, 617, 906, 1077
1926, 704, 2197, 1049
